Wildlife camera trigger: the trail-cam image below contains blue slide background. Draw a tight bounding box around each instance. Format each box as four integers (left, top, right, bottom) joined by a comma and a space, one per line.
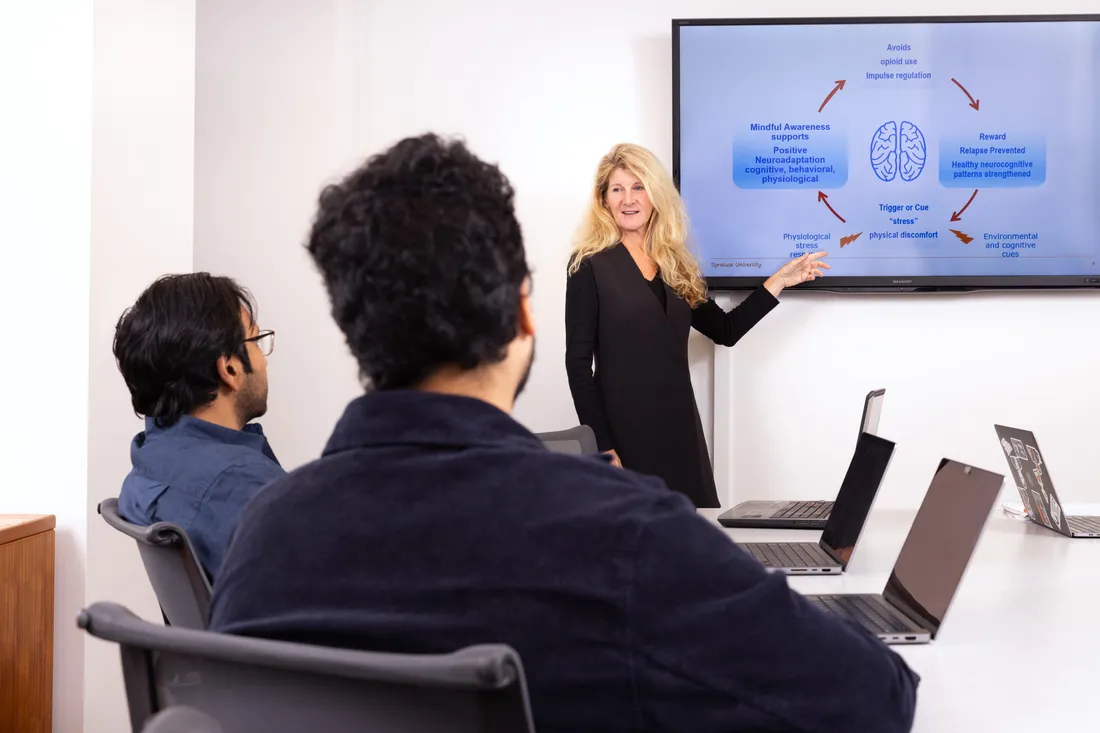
678, 21, 1100, 278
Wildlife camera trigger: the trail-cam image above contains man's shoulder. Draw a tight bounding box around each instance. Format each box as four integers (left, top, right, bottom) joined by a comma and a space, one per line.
210, 456, 286, 494
243, 443, 679, 528
528, 449, 665, 493
117, 470, 163, 525
470, 442, 678, 508
217, 449, 285, 475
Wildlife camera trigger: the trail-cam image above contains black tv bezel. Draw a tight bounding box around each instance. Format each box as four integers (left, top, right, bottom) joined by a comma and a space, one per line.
671, 14, 1100, 293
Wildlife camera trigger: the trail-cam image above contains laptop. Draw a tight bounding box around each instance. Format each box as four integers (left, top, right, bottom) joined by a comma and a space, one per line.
804, 458, 1003, 644
993, 424, 1100, 538
719, 388, 886, 529
738, 432, 895, 574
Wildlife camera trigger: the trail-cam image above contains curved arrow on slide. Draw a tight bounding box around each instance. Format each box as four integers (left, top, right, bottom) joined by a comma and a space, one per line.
950, 189, 979, 222
817, 191, 846, 223
950, 78, 980, 111
817, 80, 846, 113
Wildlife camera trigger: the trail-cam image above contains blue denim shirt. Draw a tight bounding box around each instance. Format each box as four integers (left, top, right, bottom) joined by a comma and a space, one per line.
119, 415, 285, 579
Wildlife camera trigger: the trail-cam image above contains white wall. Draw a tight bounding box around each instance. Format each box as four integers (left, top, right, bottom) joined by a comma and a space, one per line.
194, 0, 362, 469
0, 4, 93, 732
85, 3, 196, 732
195, 0, 1100, 515
348, 0, 731, 440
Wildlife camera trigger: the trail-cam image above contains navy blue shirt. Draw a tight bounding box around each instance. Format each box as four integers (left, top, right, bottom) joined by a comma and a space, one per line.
119, 416, 285, 579
210, 391, 918, 733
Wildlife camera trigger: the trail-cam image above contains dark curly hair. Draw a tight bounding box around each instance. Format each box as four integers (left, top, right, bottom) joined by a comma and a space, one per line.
306, 133, 529, 390
113, 273, 255, 427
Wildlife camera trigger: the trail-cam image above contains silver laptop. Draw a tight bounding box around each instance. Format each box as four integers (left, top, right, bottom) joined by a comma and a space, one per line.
739, 432, 894, 574
993, 424, 1100, 538
805, 459, 1003, 644
719, 389, 885, 529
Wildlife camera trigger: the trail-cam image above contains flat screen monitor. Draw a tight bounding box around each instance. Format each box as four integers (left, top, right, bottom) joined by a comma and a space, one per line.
672, 15, 1100, 292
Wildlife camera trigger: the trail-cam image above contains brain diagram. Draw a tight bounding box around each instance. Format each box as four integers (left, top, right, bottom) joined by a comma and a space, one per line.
870, 120, 927, 182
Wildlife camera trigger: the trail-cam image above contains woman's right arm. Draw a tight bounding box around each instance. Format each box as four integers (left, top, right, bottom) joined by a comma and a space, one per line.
565, 260, 615, 454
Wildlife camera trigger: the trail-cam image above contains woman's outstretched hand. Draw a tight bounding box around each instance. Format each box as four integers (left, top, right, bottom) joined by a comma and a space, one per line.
764, 251, 830, 296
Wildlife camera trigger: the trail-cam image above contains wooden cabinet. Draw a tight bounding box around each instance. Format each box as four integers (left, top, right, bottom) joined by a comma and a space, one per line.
0, 514, 55, 733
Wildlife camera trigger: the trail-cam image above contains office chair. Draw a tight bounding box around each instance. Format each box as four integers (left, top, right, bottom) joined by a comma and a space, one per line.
535, 425, 598, 455
98, 498, 212, 629
79, 602, 537, 733
141, 706, 222, 733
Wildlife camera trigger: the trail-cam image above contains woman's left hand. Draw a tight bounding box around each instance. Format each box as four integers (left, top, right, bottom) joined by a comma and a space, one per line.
764, 251, 830, 295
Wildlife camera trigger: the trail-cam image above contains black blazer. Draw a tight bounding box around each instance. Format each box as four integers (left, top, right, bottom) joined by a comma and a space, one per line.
565, 244, 777, 506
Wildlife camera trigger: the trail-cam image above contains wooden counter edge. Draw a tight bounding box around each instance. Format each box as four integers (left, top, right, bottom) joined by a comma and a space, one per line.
0, 515, 57, 545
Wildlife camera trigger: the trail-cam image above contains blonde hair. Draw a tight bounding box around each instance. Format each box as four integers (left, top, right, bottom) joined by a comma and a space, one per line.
569, 143, 707, 307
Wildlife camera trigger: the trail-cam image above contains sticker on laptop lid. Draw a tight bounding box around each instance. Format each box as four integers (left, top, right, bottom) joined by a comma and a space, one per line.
1049, 496, 1062, 527
1018, 488, 1035, 520
1000, 437, 1014, 455
1032, 490, 1051, 526
1011, 438, 1027, 461
1011, 457, 1028, 489
1026, 445, 1042, 467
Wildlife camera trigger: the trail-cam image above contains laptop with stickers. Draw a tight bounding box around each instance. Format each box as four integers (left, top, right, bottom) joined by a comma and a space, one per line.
993, 424, 1100, 538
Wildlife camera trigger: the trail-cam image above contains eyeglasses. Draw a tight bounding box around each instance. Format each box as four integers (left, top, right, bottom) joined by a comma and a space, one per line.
243, 330, 275, 356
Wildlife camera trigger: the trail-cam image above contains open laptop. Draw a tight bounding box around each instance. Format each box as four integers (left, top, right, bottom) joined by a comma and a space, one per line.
993, 424, 1100, 538
805, 458, 1003, 644
739, 432, 894, 574
719, 388, 886, 529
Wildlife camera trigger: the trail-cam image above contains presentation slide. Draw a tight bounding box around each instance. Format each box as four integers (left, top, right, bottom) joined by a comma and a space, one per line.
677, 20, 1100, 280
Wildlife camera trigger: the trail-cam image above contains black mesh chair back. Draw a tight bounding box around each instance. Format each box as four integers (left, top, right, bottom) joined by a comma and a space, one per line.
534, 425, 598, 455
78, 602, 536, 733
98, 498, 212, 629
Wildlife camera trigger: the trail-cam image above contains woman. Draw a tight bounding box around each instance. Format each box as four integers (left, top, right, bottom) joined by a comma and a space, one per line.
565, 143, 828, 508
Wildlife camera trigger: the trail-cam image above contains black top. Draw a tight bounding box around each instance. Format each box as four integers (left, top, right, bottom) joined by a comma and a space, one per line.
646, 272, 668, 310
209, 390, 919, 733
565, 244, 778, 506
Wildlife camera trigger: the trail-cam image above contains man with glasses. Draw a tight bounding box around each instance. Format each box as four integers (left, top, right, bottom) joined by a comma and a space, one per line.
113, 273, 284, 579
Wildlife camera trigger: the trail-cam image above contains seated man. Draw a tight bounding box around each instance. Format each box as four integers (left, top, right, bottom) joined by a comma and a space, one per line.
113, 273, 284, 579
209, 135, 918, 733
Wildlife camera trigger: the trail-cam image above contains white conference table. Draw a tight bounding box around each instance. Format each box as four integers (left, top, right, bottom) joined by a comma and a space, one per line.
697, 506, 1100, 732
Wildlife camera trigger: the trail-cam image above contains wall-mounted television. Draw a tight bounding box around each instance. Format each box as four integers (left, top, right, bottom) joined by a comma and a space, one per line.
672, 15, 1100, 292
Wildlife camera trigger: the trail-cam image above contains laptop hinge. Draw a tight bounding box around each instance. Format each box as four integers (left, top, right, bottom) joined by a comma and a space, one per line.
882, 580, 937, 635
818, 542, 846, 568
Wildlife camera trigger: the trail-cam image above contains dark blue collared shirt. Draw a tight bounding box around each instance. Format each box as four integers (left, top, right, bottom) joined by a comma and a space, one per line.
119, 415, 285, 579
210, 391, 918, 733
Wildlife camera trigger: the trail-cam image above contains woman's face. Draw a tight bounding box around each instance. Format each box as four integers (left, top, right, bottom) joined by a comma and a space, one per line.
604, 168, 653, 234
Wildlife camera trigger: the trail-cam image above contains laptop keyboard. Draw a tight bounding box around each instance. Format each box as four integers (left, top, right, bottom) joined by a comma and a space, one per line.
743, 542, 833, 568
1067, 516, 1100, 534
807, 594, 917, 635
774, 500, 834, 519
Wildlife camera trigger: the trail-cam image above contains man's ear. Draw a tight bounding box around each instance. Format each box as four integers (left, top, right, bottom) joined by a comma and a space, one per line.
517, 280, 535, 338
215, 354, 242, 391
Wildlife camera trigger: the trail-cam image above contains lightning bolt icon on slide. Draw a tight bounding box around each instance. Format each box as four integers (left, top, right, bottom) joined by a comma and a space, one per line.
949, 229, 974, 245
840, 232, 862, 247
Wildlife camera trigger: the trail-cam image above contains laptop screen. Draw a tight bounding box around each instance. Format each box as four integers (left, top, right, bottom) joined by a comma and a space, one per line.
860, 389, 886, 437
993, 424, 1070, 536
819, 432, 895, 569
883, 460, 1003, 636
